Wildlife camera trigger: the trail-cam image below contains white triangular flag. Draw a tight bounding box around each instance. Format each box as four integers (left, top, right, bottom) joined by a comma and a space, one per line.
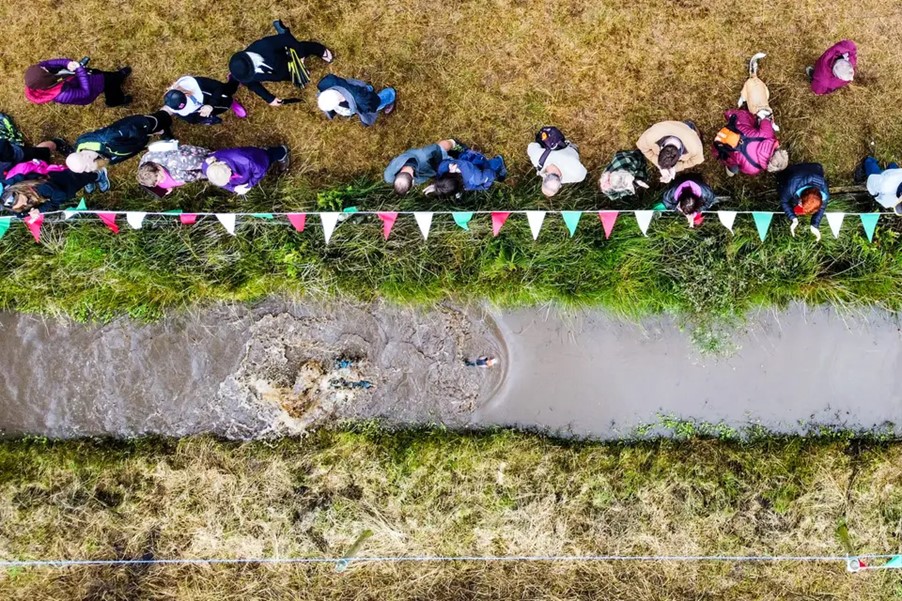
126, 212, 147, 230
414, 212, 433, 240
634, 210, 654, 236
320, 212, 339, 244
717, 210, 737, 233
526, 211, 546, 240
216, 213, 236, 235
826, 212, 845, 239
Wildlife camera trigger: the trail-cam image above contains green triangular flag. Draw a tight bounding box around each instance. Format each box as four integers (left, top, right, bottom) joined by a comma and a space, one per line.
886, 556, 902, 569
561, 211, 582, 237
343, 206, 359, 213
860, 213, 879, 242
163, 209, 183, 214
251, 213, 274, 220
453, 212, 474, 231
752, 212, 773, 241
0, 217, 11, 241
64, 197, 88, 219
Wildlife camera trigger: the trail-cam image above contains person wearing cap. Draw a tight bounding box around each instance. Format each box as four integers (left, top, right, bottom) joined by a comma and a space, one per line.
636, 120, 704, 183
777, 163, 829, 241
228, 20, 332, 106
66, 111, 174, 172
316, 74, 396, 126
201, 145, 290, 195
713, 109, 788, 177
383, 140, 455, 195
857, 157, 902, 214
599, 150, 650, 201
1, 167, 110, 218
806, 40, 857, 96
661, 173, 717, 228
426, 148, 507, 197
24, 58, 131, 107
162, 76, 246, 125
526, 134, 586, 198
137, 140, 210, 194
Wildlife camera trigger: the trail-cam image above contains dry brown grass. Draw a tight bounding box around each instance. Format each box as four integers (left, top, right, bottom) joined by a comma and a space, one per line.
1, 1, 901, 195
0, 434, 901, 599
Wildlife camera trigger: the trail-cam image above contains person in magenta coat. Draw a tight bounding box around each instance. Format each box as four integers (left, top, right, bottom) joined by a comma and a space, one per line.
713, 109, 788, 177
807, 40, 857, 95
24, 58, 131, 107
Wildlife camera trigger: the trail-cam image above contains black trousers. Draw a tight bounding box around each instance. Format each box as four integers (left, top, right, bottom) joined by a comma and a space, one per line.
97, 70, 129, 107
265, 146, 287, 163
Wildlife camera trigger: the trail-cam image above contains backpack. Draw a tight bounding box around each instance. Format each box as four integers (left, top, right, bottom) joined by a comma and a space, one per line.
0, 113, 25, 146
534, 126, 569, 169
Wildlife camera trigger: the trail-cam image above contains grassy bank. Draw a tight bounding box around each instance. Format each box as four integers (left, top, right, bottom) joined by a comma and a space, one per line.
0, 432, 901, 599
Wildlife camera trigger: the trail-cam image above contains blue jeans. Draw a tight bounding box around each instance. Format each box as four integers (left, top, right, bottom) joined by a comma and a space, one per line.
865, 156, 900, 176
377, 88, 396, 111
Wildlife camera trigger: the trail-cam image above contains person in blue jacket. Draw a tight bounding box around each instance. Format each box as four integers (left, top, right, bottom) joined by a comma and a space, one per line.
777, 163, 829, 241
316, 74, 396, 126
426, 147, 507, 198
383, 139, 456, 195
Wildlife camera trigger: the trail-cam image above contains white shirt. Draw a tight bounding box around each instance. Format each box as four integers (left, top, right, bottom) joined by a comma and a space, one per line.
526, 143, 587, 184
867, 169, 902, 209
171, 76, 204, 116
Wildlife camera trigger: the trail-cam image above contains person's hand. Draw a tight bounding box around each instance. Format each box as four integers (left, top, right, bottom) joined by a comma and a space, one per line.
164, 188, 173, 196
269, 98, 283, 107
199, 105, 213, 117
28, 208, 40, 220
686, 213, 696, 228
448, 163, 461, 174
322, 49, 333, 62
66, 61, 80, 71
659, 168, 675, 183
634, 179, 650, 189
790, 218, 799, 237
810, 226, 822, 242
233, 184, 251, 195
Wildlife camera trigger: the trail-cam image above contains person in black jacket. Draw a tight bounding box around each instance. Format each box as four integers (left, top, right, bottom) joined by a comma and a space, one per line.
65, 111, 174, 172
2, 168, 110, 218
228, 20, 333, 106
777, 163, 829, 241
661, 173, 717, 228
162, 75, 246, 125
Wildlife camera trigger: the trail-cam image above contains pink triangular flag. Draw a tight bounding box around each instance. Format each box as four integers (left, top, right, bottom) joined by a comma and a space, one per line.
25, 213, 43, 243
491, 212, 511, 237
287, 213, 306, 232
598, 211, 619, 239
377, 212, 398, 240
97, 212, 119, 234
180, 214, 197, 225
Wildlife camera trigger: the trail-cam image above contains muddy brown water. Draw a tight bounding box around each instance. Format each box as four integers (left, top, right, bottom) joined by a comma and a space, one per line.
0, 302, 899, 439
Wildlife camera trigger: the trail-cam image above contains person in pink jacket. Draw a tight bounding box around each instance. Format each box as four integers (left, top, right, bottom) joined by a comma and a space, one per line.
712, 109, 788, 177
806, 40, 857, 95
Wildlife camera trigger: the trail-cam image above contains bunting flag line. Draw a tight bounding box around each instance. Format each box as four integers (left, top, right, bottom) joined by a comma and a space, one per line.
126, 212, 146, 230
717, 210, 737, 233
598, 211, 618, 239
526, 211, 546, 240
25, 213, 43, 243
287, 213, 306, 233
634, 210, 654, 236
860, 213, 879, 242
97, 212, 119, 234
180, 214, 198, 225
0, 216, 11, 241
752, 212, 773, 241
491, 212, 510, 237
826, 212, 844, 239
414, 212, 433, 240
561, 211, 581, 237
216, 214, 236, 235
320, 212, 339, 243
377, 212, 398, 240
453, 212, 474, 231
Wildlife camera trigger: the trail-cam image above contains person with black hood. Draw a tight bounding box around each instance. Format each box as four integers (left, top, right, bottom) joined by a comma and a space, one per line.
228, 20, 333, 106
65, 111, 174, 172
162, 75, 246, 125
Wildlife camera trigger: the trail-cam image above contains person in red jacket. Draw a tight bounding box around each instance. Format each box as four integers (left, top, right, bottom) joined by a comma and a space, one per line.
806, 40, 857, 95
712, 109, 788, 177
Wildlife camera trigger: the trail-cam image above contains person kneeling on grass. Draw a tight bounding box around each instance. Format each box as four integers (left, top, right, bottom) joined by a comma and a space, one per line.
425, 147, 507, 198
636, 120, 704, 183
162, 75, 246, 125
599, 150, 650, 201
24, 57, 131, 107
526, 127, 587, 198
856, 157, 902, 215
67, 111, 175, 173
137, 140, 211, 195
384, 140, 456, 195
661, 173, 717, 228
1, 168, 110, 219
229, 19, 333, 107
202, 146, 290, 195
316, 74, 396, 127
807, 40, 857, 96
713, 109, 788, 178
778, 163, 829, 241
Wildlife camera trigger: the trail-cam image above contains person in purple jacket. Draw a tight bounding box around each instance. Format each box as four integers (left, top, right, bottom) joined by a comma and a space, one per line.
202, 145, 290, 195
24, 57, 131, 107
806, 40, 857, 96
